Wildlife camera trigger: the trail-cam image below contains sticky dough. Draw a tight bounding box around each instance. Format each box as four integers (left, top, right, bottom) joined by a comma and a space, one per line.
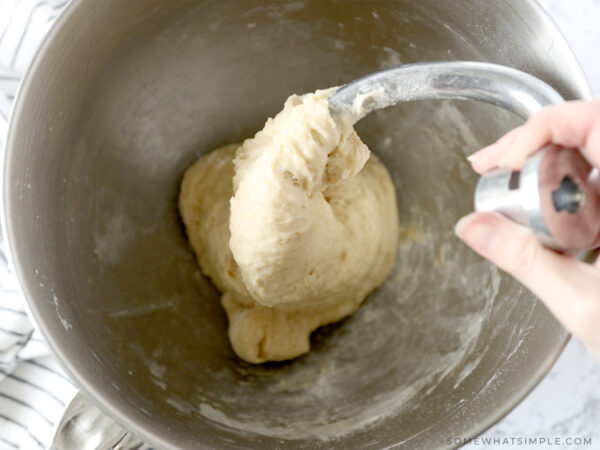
179, 88, 399, 363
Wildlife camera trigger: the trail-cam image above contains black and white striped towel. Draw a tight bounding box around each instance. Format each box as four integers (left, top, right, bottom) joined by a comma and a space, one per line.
0, 1, 77, 449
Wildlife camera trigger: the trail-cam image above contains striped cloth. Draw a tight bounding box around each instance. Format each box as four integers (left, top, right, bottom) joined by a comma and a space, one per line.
0, 1, 77, 449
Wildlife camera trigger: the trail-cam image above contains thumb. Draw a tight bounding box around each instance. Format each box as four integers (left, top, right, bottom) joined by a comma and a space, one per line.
454, 212, 600, 354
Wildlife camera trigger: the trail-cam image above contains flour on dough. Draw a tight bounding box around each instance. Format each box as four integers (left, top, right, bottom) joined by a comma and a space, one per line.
179, 88, 399, 363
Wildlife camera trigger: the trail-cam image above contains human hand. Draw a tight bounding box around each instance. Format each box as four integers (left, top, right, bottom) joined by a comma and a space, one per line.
454, 100, 600, 359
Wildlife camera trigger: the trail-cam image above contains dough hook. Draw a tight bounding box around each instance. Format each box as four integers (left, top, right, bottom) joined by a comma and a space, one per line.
330, 61, 600, 252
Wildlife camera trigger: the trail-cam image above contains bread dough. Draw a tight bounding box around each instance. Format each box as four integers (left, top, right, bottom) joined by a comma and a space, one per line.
179, 88, 399, 363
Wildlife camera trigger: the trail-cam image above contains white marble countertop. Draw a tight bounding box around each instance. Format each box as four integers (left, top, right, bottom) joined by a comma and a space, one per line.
478, 1, 600, 449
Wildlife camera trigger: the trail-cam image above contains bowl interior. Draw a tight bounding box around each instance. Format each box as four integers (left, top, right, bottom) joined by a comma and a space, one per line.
6, 1, 583, 449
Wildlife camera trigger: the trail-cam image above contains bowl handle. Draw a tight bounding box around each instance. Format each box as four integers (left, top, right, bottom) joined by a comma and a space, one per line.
49, 392, 145, 449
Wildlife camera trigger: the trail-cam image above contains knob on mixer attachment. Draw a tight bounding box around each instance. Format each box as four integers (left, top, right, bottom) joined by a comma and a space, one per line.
475, 145, 600, 252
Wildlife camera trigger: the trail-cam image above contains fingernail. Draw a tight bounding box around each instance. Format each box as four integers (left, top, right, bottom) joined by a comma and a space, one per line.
466, 154, 477, 162
454, 215, 495, 248
498, 154, 525, 170
454, 215, 472, 237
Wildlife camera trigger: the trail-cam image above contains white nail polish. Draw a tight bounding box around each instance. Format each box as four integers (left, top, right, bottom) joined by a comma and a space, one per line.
453, 215, 471, 237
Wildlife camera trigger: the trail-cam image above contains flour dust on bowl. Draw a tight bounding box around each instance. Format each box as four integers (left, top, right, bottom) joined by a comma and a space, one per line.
4, 1, 589, 449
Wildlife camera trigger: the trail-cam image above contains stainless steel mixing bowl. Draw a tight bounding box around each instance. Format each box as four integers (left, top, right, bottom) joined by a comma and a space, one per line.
4, 1, 591, 448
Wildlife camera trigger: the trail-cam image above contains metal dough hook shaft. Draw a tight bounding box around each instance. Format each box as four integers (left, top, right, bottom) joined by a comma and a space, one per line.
328, 61, 564, 123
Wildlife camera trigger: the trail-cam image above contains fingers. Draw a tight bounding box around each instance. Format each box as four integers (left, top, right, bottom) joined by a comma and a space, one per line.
467, 100, 600, 171
460, 100, 600, 358
454, 212, 600, 355
469, 126, 523, 174
586, 115, 600, 166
